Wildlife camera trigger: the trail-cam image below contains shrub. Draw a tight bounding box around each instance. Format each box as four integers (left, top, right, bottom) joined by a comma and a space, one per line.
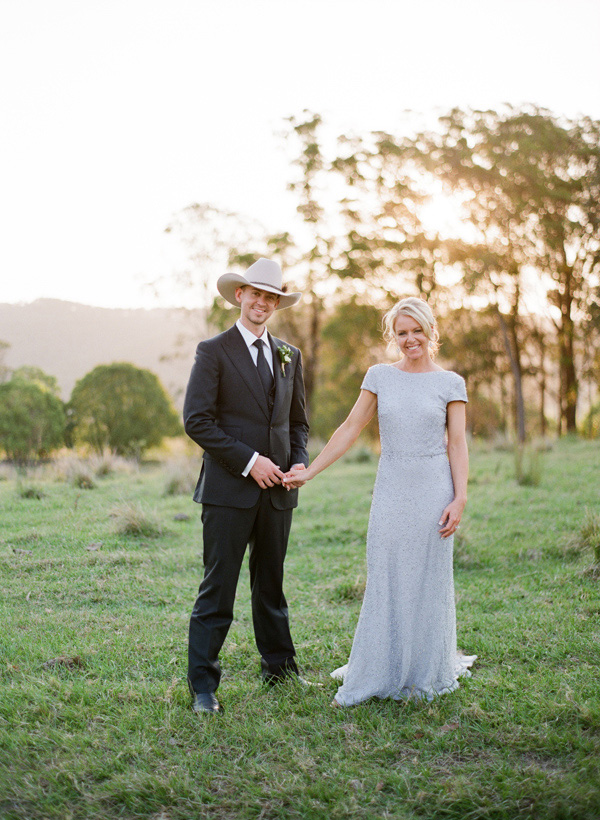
0, 380, 66, 463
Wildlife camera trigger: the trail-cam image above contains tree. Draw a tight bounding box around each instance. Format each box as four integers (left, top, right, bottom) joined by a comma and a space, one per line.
414, 106, 600, 434
0, 341, 10, 383
11, 365, 61, 396
0, 380, 66, 463
312, 298, 383, 441
69, 363, 182, 457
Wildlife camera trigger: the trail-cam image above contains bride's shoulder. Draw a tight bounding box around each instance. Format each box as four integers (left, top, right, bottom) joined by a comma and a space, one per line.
361, 363, 387, 393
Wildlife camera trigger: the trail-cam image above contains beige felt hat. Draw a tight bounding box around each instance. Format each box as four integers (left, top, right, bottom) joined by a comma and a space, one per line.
217, 258, 302, 310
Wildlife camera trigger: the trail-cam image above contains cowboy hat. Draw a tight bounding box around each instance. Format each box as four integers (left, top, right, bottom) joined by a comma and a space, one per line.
217, 258, 302, 310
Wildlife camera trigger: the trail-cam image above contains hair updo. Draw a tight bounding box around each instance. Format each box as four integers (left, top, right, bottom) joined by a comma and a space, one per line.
382, 297, 440, 356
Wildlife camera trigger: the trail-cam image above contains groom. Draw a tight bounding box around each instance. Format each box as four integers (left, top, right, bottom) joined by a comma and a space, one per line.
183, 258, 309, 715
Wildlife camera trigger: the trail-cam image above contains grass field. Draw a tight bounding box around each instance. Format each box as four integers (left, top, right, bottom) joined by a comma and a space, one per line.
1, 439, 599, 820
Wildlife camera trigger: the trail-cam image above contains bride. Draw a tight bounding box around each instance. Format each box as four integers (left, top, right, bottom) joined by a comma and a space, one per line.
284, 297, 476, 706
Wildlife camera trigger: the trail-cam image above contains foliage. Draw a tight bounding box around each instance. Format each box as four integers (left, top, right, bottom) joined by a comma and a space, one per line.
11, 365, 61, 396
69, 363, 182, 457
413, 106, 600, 435
0, 378, 66, 463
0, 340, 11, 383
581, 402, 600, 439
163, 106, 600, 442
311, 298, 383, 439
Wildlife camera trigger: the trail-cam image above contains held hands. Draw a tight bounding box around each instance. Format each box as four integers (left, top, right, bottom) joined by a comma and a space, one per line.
282, 463, 309, 490
438, 497, 466, 538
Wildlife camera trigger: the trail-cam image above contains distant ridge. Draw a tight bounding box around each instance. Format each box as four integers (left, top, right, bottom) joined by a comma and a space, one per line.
0, 299, 209, 406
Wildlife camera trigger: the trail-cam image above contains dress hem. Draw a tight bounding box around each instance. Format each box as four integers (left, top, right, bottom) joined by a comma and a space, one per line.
331, 653, 477, 707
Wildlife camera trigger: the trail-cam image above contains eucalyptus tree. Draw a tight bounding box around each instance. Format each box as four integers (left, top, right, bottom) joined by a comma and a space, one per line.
413, 106, 600, 434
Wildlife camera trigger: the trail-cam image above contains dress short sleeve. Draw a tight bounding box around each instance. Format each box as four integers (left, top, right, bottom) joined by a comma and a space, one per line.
447, 373, 468, 403
361, 366, 379, 395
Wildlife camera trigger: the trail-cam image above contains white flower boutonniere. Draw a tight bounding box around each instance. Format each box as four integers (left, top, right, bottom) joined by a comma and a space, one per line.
277, 344, 293, 376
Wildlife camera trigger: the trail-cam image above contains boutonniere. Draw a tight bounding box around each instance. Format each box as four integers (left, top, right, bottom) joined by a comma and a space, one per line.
277, 344, 293, 376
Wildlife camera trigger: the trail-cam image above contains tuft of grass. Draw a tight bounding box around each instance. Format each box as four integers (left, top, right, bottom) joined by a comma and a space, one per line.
162, 458, 198, 496
16, 482, 44, 499
342, 445, 376, 464
52, 456, 97, 489
110, 500, 164, 537
514, 443, 544, 486
331, 576, 366, 602
0, 463, 14, 481
570, 508, 600, 566
87, 452, 137, 477
71, 465, 96, 489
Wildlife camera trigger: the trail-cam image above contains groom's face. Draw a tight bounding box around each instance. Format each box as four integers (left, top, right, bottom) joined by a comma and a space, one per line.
236, 286, 280, 333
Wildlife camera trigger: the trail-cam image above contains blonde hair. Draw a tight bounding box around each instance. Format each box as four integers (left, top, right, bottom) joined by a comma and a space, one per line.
383, 297, 440, 356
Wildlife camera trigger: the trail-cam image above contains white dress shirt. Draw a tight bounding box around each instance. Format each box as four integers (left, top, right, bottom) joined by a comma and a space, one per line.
235, 320, 274, 476
235, 319, 274, 374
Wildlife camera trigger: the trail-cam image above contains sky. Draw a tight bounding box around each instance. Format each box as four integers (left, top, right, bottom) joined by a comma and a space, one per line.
1, 0, 599, 309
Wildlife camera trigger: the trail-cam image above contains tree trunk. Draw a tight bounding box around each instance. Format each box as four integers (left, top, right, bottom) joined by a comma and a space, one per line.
537, 332, 547, 437
496, 308, 526, 443
558, 266, 578, 434
302, 297, 322, 419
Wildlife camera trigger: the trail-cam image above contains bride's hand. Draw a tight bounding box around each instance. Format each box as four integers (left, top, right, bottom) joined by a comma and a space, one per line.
283, 463, 310, 489
438, 497, 466, 538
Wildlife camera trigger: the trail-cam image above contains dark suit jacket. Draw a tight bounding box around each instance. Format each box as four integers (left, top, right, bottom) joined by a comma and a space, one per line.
183, 324, 309, 510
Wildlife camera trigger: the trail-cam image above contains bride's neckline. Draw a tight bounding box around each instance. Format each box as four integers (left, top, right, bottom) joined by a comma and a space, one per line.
385, 363, 448, 375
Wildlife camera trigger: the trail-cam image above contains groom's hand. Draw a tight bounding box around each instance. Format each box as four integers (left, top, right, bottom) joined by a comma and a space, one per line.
250, 456, 286, 488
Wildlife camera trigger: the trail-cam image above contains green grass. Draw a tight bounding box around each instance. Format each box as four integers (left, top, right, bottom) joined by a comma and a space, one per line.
1, 438, 599, 819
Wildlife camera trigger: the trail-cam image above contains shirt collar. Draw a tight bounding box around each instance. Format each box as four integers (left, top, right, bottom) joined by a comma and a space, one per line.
236, 319, 270, 350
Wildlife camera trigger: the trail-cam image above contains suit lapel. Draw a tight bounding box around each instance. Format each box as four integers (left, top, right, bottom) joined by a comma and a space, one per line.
223, 326, 271, 420
270, 335, 289, 421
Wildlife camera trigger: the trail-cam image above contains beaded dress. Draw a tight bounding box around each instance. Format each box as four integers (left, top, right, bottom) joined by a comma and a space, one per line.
332, 364, 476, 706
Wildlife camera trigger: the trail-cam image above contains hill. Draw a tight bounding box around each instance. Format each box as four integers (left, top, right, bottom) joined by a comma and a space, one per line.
0, 299, 208, 406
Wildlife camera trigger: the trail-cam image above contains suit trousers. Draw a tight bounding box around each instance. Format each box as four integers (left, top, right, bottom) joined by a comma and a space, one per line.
187, 490, 298, 693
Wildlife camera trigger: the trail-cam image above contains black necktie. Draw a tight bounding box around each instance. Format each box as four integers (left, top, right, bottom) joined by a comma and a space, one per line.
253, 339, 274, 400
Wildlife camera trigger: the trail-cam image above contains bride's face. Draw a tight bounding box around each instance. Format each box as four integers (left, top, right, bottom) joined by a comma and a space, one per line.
394, 314, 431, 362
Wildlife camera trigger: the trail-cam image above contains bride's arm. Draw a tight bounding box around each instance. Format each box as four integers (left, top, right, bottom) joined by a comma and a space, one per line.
439, 400, 469, 537
284, 389, 377, 487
